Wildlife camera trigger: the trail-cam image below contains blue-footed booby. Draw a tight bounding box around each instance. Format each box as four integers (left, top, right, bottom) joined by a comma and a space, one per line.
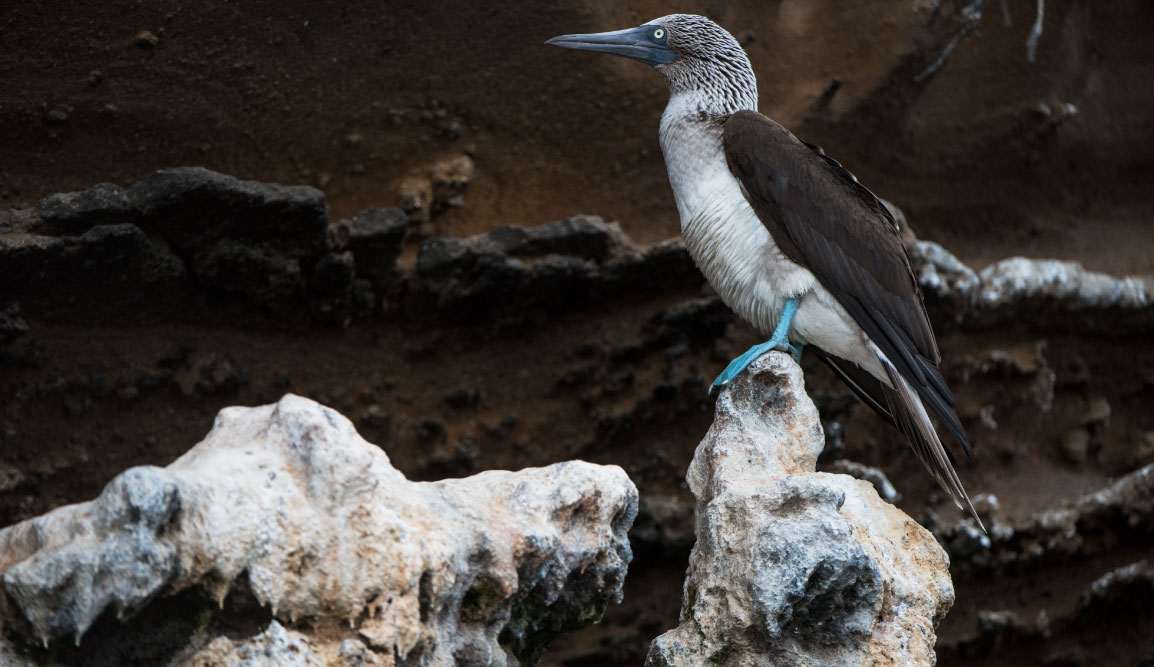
548, 14, 981, 526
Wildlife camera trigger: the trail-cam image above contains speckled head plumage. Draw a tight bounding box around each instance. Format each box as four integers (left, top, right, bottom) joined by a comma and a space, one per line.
648, 14, 757, 112
547, 14, 758, 115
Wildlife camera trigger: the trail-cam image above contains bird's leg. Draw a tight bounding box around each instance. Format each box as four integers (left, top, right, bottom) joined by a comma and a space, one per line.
712, 297, 803, 387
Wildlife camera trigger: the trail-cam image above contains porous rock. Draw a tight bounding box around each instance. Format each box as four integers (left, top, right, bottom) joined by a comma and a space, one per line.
0, 223, 189, 310
0, 394, 637, 666
937, 461, 1154, 573
647, 352, 953, 667
36, 167, 328, 262
340, 207, 408, 287
910, 240, 1154, 332
409, 219, 700, 327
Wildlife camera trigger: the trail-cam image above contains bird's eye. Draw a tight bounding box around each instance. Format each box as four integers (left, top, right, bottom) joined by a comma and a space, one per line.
653, 28, 665, 40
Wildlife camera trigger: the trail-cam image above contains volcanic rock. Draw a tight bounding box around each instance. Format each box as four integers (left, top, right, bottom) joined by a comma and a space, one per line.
647, 352, 954, 667
0, 394, 637, 666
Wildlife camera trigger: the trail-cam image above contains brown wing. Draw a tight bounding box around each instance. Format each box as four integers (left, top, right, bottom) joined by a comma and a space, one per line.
722, 109, 973, 465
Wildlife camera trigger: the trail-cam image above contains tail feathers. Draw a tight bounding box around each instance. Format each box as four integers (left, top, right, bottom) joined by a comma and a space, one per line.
915, 356, 975, 464
882, 360, 984, 531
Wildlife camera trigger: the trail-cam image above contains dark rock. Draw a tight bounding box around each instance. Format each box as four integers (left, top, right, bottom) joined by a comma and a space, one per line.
416, 237, 473, 276
812, 390, 859, 464
602, 240, 699, 293
557, 363, 597, 389
414, 419, 447, 444
127, 168, 327, 261
36, 168, 328, 262
308, 251, 356, 324
351, 279, 377, 319
1077, 560, 1154, 614
418, 436, 482, 479
21, 168, 340, 319
0, 224, 188, 311
133, 30, 159, 48
191, 355, 250, 395
484, 416, 518, 440
410, 222, 705, 332
157, 340, 196, 369
1059, 428, 1091, 465
575, 341, 602, 358
35, 183, 137, 233
0, 303, 29, 344
629, 494, 695, 559
44, 108, 70, 124
444, 388, 482, 410
342, 207, 407, 286
412, 244, 600, 325
653, 382, 678, 401
358, 405, 390, 445
602, 369, 634, 396
936, 461, 1154, 573
643, 298, 731, 349
194, 242, 302, 298
489, 216, 610, 259
610, 344, 644, 364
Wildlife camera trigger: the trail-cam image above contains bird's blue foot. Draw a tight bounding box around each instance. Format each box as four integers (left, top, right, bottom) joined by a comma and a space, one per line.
711, 337, 804, 387
712, 297, 803, 388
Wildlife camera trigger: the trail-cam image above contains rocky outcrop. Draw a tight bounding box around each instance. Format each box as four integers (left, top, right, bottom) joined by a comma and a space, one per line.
910, 240, 1154, 332
647, 352, 954, 667
8, 169, 1149, 336
0, 168, 707, 330
0, 169, 404, 323
0, 395, 637, 666
935, 461, 1154, 574
407, 216, 700, 328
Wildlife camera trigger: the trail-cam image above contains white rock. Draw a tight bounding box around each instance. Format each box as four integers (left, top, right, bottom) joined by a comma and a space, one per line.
647, 353, 953, 667
0, 394, 637, 666
909, 240, 1153, 315
977, 257, 1149, 309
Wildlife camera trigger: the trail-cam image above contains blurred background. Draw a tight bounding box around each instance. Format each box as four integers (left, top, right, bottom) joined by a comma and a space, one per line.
2, 0, 1153, 664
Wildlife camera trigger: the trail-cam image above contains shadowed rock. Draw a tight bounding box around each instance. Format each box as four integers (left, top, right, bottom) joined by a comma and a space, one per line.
647, 352, 953, 667
339, 207, 408, 288
36, 168, 328, 262
0, 395, 637, 666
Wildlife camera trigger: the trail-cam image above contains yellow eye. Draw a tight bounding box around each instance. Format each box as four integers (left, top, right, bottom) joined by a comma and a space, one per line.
653, 28, 665, 39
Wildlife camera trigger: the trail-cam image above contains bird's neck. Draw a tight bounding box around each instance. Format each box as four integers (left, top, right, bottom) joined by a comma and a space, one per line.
658, 57, 758, 116
658, 89, 750, 230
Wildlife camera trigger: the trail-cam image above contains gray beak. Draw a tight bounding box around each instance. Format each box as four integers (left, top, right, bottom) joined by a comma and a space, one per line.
546, 25, 676, 67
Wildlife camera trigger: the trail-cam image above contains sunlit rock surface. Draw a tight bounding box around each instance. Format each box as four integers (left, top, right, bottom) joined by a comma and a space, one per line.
0, 395, 637, 666
647, 353, 953, 667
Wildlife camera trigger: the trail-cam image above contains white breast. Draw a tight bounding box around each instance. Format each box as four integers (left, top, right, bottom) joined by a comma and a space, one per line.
658, 96, 815, 333
657, 96, 886, 378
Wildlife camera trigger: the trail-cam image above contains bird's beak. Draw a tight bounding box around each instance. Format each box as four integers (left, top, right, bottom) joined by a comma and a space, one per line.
546, 26, 676, 67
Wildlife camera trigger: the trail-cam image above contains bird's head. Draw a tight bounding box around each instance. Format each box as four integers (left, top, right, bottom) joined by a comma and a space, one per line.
547, 14, 757, 114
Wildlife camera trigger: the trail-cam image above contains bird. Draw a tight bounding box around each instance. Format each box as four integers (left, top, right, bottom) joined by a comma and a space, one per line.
547, 14, 981, 526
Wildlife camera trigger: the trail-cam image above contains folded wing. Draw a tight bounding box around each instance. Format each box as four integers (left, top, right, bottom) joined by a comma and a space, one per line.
723, 109, 978, 521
